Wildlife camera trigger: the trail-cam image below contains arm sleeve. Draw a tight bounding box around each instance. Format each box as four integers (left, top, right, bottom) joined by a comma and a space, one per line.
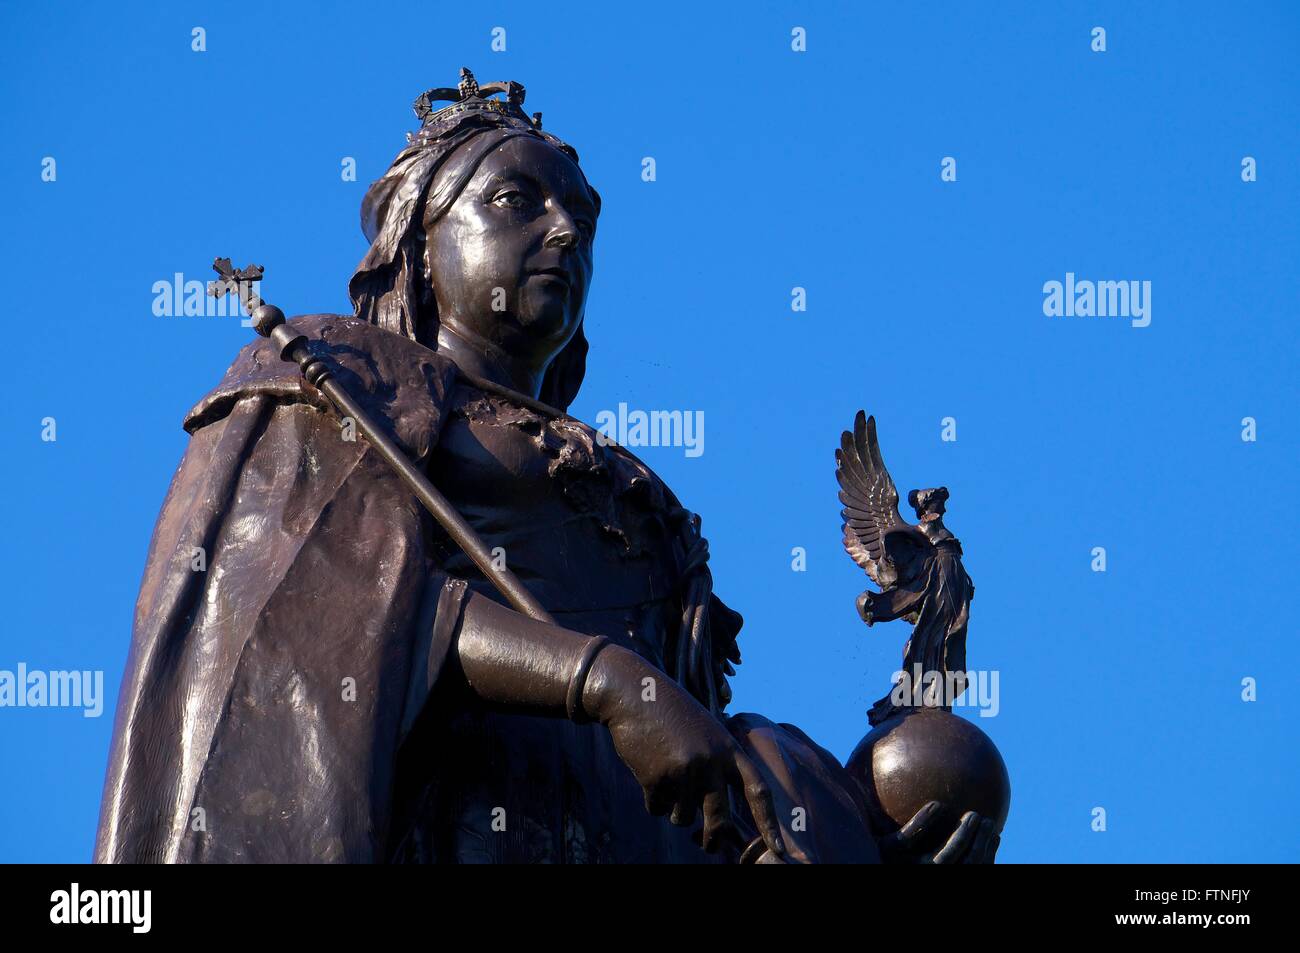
724, 713, 881, 864
869, 580, 927, 622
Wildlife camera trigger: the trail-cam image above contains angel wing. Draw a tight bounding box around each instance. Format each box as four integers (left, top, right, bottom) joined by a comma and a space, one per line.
835, 412, 928, 589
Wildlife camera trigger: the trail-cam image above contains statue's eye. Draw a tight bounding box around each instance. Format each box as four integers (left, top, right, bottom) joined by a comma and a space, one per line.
492, 189, 533, 211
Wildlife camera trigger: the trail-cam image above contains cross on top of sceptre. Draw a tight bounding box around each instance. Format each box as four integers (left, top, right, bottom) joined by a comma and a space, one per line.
207, 257, 265, 313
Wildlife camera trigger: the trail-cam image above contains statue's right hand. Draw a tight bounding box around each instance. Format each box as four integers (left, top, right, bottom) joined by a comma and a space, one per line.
582, 644, 785, 859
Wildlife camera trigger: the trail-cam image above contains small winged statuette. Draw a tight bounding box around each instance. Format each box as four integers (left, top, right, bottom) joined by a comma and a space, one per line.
835, 412, 975, 725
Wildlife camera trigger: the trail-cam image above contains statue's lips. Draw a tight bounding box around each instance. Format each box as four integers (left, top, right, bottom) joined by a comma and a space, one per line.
528, 267, 572, 290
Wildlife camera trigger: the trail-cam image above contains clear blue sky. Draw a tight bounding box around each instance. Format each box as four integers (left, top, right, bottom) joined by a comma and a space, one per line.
1, 1, 1296, 863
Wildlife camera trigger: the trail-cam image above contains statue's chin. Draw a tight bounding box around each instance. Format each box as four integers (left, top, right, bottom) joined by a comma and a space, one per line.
515, 299, 579, 351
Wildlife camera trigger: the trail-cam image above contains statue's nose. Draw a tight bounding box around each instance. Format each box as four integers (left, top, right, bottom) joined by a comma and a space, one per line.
546, 231, 577, 253
545, 207, 580, 249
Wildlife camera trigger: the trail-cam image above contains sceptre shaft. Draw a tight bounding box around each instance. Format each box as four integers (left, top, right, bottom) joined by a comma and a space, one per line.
207, 258, 555, 625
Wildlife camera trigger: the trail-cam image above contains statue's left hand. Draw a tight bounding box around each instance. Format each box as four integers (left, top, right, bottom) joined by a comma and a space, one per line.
878, 801, 1000, 864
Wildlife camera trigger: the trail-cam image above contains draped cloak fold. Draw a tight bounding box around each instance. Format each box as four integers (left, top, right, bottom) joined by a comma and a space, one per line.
95, 314, 465, 863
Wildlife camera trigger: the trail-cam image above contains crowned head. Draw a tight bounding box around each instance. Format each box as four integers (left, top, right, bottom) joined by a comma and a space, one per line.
349, 68, 600, 409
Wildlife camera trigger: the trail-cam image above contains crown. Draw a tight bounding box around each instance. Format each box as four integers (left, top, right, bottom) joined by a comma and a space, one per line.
411, 67, 544, 135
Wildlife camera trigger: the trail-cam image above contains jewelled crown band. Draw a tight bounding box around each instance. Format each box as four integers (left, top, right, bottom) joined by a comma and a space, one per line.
402, 67, 582, 167
412, 67, 542, 130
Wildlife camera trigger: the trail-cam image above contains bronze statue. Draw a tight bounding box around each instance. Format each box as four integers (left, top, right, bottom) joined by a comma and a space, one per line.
837, 413, 1009, 859
836, 412, 975, 725
95, 70, 1005, 864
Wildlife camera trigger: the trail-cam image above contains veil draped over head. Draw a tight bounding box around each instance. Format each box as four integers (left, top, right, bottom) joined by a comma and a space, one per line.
348, 74, 600, 412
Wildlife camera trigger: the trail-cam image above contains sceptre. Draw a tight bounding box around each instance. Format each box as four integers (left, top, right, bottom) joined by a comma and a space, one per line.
207, 258, 554, 625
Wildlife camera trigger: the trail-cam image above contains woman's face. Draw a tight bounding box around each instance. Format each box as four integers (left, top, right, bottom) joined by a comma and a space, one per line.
423, 135, 597, 367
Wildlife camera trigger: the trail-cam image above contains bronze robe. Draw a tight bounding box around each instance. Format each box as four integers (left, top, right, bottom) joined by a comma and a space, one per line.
95, 314, 878, 863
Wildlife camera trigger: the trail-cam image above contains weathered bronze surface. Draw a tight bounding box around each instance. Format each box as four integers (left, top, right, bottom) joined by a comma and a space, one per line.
95, 70, 1007, 864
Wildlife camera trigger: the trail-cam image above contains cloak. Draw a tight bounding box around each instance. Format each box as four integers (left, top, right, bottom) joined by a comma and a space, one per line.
95, 314, 465, 863
95, 313, 881, 863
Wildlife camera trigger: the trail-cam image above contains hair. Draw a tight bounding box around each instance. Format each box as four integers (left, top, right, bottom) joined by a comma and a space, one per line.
348, 118, 600, 411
